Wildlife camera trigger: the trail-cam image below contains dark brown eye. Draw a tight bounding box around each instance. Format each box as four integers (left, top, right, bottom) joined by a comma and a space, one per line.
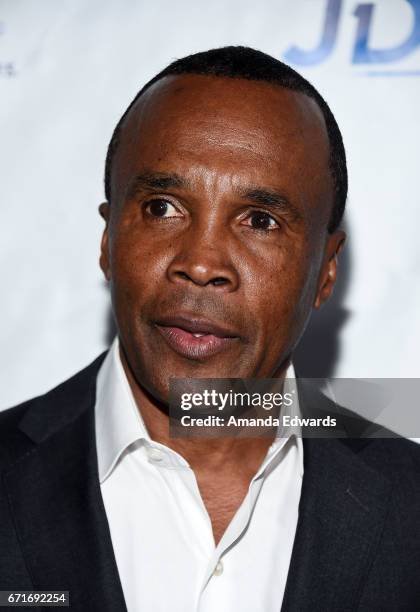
148, 199, 169, 217
249, 212, 277, 230
145, 199, 181, 218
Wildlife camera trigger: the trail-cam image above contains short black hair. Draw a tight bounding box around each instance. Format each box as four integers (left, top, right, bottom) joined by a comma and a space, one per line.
104, 46, 347, 232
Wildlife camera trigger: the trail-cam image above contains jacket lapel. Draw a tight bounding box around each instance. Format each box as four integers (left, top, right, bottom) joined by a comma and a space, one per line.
281, 437, 392, 612
4, 355, 127, 612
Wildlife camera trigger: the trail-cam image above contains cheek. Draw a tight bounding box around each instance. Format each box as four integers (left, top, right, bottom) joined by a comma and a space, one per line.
247, 246, 319, 343
108, 226, 171, 317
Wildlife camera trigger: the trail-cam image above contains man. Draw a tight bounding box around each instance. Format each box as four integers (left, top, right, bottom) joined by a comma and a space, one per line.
0, 46, 419, 611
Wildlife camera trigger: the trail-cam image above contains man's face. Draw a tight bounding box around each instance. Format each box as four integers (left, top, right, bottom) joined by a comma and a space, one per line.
100, 74, 344, 401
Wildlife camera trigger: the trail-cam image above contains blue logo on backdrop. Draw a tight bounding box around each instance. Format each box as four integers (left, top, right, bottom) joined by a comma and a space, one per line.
283, 0, 420, 75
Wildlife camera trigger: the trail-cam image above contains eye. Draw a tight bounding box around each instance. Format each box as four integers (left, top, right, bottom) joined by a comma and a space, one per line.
144, 198, 182, 218
244, 211, 279, 231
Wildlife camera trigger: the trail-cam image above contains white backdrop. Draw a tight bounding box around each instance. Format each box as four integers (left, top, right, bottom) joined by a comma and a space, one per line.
1, 0, 420, 410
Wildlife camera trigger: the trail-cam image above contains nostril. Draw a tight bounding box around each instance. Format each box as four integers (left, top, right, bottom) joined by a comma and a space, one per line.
176, 271, 191, 281
174, 271, 228, 286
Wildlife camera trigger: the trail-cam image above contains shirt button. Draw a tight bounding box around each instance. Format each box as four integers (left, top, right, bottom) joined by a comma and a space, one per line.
147, 447, 164, 463
213, 560, 224, 576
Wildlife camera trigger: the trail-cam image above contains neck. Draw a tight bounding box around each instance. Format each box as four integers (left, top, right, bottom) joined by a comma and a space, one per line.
118, 345, 288, 473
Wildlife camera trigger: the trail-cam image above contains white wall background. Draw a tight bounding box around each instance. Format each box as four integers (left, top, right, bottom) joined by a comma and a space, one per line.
1, 0, 419, 410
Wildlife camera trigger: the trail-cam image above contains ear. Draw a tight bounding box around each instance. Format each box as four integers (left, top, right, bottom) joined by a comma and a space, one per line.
314, 230, 346, 309
99, 202, 111, 281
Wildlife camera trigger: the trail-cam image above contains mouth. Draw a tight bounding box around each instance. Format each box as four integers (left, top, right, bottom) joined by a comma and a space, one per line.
154, 315, 239, 360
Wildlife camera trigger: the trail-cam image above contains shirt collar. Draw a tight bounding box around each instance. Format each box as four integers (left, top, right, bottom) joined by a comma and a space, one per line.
259, 365, 304, 478
95, 338, 303, 483
95, 338, 150, 483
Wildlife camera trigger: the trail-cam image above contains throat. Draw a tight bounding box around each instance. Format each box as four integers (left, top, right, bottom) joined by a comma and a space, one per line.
185, 437, 273, 545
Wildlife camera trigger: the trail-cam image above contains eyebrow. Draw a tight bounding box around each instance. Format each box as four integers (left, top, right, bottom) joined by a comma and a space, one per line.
240, 188, 303, 223
126, 172, 186, 198
125, 171, 303, 223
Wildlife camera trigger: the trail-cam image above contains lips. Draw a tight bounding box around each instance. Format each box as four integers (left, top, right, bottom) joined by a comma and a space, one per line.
154, 315, 238, 360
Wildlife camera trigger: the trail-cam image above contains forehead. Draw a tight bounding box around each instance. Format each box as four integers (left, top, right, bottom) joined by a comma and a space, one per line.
112, 74, 332, 218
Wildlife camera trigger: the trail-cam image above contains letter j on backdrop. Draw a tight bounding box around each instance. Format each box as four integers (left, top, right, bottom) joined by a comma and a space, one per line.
283, 0, 420, 67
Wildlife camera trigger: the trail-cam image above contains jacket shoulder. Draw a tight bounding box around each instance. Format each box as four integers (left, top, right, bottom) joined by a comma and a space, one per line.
345, 436, 420, 478
0, 352, 107, 465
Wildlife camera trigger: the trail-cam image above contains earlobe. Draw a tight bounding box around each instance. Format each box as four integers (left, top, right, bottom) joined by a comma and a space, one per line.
314, 256, 337, 309
99, 202, 111, 281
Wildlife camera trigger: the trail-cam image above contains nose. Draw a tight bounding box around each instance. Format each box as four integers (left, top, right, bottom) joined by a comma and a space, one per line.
166, 229, 240, 291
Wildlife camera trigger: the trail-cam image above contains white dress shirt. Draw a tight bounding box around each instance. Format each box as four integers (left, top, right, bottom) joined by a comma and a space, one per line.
95, 338, 303, 612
